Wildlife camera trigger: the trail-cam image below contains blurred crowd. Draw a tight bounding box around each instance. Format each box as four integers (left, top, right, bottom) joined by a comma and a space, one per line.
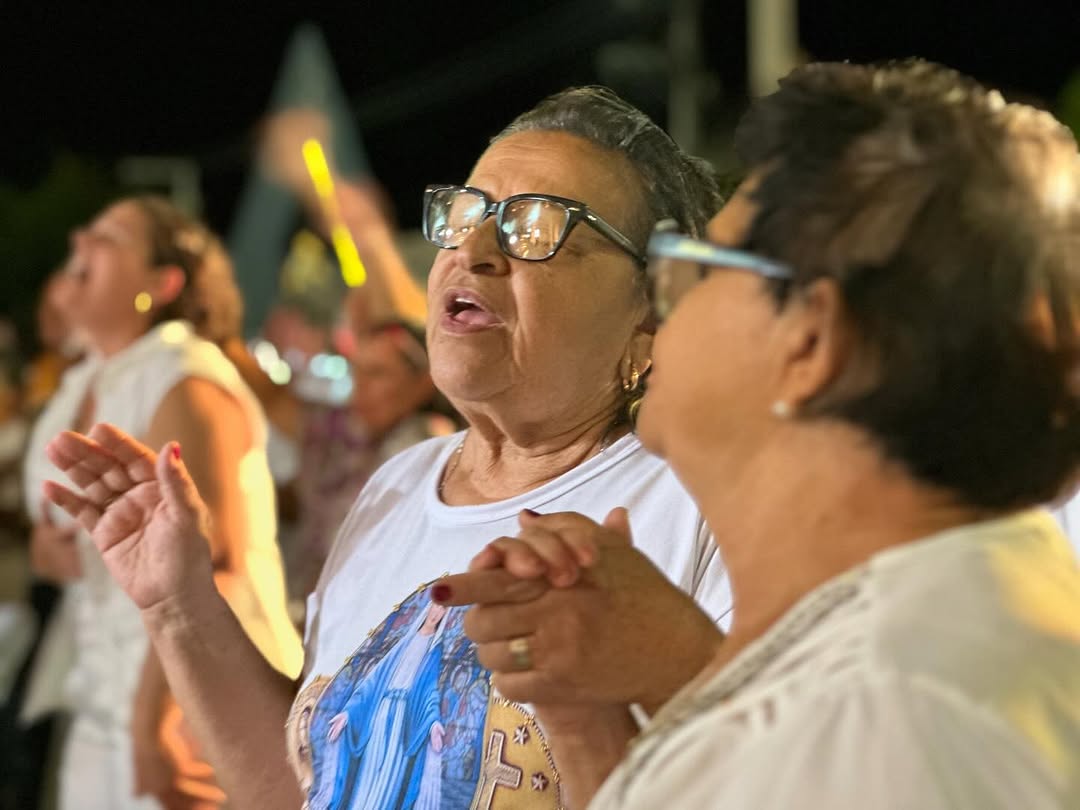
0, 115, 462, 809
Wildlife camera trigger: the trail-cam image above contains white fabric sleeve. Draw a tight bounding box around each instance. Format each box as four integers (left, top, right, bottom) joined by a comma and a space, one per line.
594, 673, 1070, 810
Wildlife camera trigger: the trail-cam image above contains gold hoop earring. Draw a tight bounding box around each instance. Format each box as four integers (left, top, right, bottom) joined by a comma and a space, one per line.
134, 291, 153, 314
622, 364, 641, 394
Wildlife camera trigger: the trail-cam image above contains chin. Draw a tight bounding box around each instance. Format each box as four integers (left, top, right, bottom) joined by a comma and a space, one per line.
430, 363, 503, 407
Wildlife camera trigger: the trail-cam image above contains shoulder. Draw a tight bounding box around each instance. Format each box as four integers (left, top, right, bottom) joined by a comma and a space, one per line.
122, 323, 237, 391
849, 512, 1080, 783
607, 669, 1071, 810
867, 512, 1080, 696
154, 376, 246, 425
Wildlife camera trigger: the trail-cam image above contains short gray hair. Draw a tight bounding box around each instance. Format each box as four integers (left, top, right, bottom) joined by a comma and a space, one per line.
494, 86, 724, 248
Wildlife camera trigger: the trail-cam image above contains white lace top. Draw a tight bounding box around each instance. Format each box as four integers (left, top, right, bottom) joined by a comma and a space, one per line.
22, 321, 302, 740
591, 510, 1080, 809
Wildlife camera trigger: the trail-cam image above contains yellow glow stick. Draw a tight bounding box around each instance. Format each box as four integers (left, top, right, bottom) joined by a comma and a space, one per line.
301, 138, 367, 287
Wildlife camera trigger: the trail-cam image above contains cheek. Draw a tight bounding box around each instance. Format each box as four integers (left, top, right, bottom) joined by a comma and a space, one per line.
426, 252, 454, 299
655, 289, 765, 410
514, 268, 634, 357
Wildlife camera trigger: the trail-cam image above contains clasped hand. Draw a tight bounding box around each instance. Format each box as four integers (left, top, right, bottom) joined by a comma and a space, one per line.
432, 508, 723, 715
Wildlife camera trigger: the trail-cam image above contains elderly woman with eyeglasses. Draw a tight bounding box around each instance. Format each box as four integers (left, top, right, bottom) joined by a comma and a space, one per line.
38, 87, 732, 810
436, 61, 1080, 809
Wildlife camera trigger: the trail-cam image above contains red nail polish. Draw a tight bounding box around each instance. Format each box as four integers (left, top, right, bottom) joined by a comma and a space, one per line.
171, 444, 181, 461
431, 584, 451, 603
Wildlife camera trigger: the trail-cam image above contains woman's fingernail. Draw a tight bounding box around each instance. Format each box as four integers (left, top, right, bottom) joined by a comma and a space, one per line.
522, 508, 540, 517
431, 584, 452, 602
171, 444, 181, 461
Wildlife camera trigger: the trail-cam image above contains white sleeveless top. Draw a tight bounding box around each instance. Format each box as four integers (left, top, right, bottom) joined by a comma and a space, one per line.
23, 321, 303, 740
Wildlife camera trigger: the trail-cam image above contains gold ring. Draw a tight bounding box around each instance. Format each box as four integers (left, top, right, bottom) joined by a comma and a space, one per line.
508, 637, 532, 671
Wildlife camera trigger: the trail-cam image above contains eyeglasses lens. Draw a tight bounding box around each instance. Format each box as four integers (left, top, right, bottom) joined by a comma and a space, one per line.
499, 199, 570, 260
428, 188, 487, 247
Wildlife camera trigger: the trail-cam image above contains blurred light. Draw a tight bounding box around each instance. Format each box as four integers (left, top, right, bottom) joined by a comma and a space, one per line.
329, 377, 354, 403
134, 292, 153, 313
268, 360, 292, 385
326, 355, 348, 380
253, 340, 280, 370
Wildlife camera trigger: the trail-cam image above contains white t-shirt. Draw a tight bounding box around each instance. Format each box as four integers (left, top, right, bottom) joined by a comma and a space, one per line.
591, 510, 1080, 810
287, 431, 732, 810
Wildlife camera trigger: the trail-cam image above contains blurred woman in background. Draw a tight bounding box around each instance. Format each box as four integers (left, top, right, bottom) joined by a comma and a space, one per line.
23, 196, 301, 810
286, 318, 458, 603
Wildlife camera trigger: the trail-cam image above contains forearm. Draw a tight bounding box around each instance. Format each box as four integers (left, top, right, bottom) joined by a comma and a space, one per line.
636, 621, 724, 716
131, 645, 170, 740
143, 587, 302, 810
538, 705, 638, 810
325, 180, 427, 327
350, 222, 427, 325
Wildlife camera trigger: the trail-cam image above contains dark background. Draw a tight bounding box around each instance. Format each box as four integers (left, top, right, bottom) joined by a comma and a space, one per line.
1, 0, 1078, 346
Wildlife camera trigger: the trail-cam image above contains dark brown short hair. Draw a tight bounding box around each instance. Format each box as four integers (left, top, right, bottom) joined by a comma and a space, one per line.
735, 60, 1080, 510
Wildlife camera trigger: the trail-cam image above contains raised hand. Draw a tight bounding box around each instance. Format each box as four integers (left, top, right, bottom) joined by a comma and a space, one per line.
432, 509, 724, 712
42, 423, 216, 615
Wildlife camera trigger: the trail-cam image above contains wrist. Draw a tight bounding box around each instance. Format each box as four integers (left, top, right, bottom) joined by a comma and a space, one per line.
535, 702, 636, 742
635, 624, 724, 714
141, 578, 229, 642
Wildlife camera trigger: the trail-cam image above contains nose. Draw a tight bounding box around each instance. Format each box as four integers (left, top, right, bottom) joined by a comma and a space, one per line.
64, 228, 88, 268
449, 216, 510, 276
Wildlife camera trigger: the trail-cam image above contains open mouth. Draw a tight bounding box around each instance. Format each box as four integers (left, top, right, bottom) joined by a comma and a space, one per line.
442, 290, 502, 329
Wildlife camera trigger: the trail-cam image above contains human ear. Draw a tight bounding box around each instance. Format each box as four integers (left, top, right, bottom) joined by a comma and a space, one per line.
151, 265, 187, 308
775, 278, 853, 409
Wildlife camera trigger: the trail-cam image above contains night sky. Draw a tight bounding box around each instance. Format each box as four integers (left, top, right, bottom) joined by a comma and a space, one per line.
0, 0, 1077, 330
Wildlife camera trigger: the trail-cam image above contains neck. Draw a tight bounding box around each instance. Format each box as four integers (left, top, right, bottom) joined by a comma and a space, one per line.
91, 322, 152, 358
442, 398, 628, 504
686, 422, 985, 653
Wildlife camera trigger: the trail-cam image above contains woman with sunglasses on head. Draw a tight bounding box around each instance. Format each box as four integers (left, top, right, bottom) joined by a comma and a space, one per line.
437, 61, 1080, 809
40, 88, 732, 809
23, 197, 302, 810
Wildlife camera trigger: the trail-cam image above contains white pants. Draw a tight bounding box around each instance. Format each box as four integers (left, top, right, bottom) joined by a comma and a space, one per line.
59, 715, 162, 810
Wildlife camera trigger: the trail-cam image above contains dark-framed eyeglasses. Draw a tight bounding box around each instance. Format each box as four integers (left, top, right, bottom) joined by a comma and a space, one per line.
422, 184, 646, 267
646, 222, 794, 321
